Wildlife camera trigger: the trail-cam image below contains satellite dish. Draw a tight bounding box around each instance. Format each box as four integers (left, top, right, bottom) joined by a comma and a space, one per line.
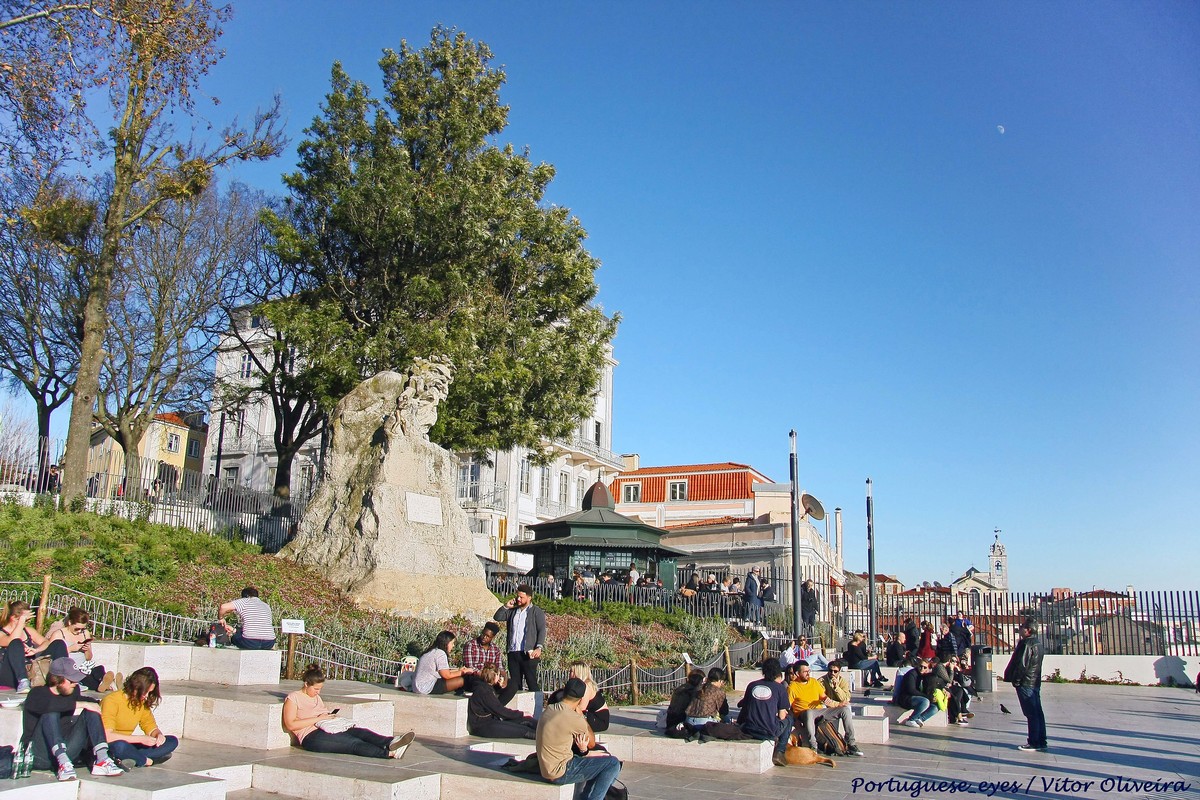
800, 493, 825, 521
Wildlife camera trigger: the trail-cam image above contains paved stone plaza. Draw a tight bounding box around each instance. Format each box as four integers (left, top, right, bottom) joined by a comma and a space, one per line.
609, 683, 1199, 800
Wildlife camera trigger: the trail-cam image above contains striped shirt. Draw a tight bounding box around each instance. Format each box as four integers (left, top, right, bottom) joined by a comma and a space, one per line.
232, 597, 275, 641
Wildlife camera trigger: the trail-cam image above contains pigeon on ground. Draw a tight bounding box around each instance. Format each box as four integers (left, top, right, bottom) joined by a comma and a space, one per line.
864, 689, 871, 697
1000, 704, 1012, 715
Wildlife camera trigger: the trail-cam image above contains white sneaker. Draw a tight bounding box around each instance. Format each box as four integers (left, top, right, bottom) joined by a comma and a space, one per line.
56, 763, 77, 782
91, 759, 125, 777
15, 679, 31, 694
902, 719, 921, 728
389, 730, 416, 759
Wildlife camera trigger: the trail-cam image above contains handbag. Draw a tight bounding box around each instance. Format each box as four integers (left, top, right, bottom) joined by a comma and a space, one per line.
605, 779, 628, 800
25, 656, 52, 688
315, 717, 355, 734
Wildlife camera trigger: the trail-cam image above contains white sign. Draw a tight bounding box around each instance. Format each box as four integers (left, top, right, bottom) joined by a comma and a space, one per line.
406, 491, 444, 526
280, 619, 306, 635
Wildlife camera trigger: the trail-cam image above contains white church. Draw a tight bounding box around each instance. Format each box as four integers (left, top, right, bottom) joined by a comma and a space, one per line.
950, 530, 1010, 609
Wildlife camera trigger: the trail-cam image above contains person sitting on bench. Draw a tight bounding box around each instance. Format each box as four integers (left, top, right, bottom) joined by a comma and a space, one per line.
284, 663, 415, 758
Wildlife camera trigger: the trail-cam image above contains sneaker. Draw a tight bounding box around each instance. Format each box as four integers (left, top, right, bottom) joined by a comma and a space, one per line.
98, 671, 117, 692
388, 730, 415, 759
963, 712, 975, 719
1016, 744, 1047, 752
56, 763, 78, 782
15, 679, 30, 694
954, 720, 970, 726
847, 745, 866, 757
91, 759, 125, 777
771, 752, 788, 768
902, 719, 921, 728
151, 754, 170, 765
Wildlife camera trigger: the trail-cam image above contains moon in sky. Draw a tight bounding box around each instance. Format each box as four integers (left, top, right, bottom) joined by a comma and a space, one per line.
997, 125, 1006, 134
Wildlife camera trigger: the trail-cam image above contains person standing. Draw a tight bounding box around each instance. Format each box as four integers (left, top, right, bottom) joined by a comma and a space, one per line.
494, 583, 546, 692
1003, 619, 1048, 752
744, 567, 764, 625
535, 677, 622, 799
800, 578, 818, 634
219, 587, 276, 650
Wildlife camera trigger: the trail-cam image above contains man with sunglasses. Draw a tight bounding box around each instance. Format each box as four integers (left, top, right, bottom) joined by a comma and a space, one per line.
789, 661, 865, 757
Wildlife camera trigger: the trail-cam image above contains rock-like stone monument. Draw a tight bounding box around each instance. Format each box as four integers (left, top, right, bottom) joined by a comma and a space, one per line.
280, 358, 498, 620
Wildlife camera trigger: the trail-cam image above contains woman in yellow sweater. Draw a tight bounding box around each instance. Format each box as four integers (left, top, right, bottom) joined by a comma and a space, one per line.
99, 668, 179, 767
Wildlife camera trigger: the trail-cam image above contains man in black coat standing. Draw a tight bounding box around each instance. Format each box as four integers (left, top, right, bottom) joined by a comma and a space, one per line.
494, 583, 547, 692
800, 579, 818, 635
1003, 618, 1047, 752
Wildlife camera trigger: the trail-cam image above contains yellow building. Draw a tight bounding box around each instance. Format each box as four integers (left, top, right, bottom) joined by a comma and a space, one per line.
87, 412, 208, 499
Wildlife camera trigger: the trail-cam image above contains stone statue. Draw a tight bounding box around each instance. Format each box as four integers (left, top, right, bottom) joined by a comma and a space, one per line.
279, 358, 498, 620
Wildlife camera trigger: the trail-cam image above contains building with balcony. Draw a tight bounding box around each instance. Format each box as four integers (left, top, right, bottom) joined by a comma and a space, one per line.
610, 458, 845, 602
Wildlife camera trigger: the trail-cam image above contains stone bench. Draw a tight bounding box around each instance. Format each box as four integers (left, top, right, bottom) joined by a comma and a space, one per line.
323, 680, 536, 740
251, 751, 573, 800
876, 701, 948, 728
88, 642, 282, 685
472, 731, 775, 774
163, 680, 394, 750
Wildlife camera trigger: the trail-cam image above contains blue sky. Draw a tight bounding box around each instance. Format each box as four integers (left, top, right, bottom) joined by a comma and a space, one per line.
19, 2, 1200, 591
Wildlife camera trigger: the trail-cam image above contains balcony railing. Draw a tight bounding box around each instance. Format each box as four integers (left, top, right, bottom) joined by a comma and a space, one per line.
457, 482, 507, 513
535, 497, 573, 520
551, 435, 623, 469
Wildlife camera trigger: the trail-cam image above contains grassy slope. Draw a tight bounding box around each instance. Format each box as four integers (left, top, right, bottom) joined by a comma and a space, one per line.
0, 503, 739, 670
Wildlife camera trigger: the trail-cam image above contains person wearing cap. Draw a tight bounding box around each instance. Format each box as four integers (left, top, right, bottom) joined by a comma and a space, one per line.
20, 657, 125, 781
744, 567, 764, 624
535, 677, 622, 799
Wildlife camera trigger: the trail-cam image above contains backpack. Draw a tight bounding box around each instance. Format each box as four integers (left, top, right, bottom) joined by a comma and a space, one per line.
0, 745, 13, 780
814, 714, 847, 756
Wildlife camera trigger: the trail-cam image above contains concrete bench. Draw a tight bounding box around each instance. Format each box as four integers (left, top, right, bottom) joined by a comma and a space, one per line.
472, 731, 775, 774
163, 680, 394, 750
323, 680, 536, 740
878, 702, 948, 728
89, 642, 282, 685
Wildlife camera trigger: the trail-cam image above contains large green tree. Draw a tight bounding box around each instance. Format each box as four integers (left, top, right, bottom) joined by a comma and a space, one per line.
269, 26, 616, 457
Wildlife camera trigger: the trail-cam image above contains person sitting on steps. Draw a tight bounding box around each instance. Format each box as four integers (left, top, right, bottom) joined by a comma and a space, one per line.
20, 657, 125, 781
47, 607, 118, 693
0, 600, 54, 693
844, 630, 889, 687
466, 665, 538, 739
100, 667, 179, 767
283, 663, 415, 758
413, 631, 475, 695
218, 587, 276, 650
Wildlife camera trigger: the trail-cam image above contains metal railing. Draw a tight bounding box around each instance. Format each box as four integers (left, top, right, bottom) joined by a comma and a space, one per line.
457, 482, 508, 513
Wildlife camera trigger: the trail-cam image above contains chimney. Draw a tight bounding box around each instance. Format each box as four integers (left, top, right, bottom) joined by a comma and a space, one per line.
621, 453, 640, 472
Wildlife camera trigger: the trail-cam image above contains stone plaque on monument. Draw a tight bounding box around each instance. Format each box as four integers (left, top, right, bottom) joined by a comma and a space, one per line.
405, 492, 444, 526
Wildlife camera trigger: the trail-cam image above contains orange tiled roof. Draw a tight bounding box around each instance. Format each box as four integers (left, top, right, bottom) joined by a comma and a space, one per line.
664, 516, 753, 530
611, 462, 773, 503
154, 412, 189, 427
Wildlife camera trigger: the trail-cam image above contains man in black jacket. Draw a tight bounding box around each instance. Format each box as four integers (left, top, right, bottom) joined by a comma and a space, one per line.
1003, 619, 1048, 752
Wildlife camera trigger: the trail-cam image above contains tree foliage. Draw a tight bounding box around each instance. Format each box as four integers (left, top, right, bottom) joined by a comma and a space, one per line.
269, 26, 617, 455
0, 0, 288, 500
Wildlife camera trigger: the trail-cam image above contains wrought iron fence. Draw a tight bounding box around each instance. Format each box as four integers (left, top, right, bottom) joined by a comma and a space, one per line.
0, 582, 211, 644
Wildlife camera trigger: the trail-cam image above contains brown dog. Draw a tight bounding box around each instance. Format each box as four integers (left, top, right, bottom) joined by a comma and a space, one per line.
784, 735, 836, 768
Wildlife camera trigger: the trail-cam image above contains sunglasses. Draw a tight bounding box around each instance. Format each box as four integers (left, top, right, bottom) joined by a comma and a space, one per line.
71, 626, 88, 633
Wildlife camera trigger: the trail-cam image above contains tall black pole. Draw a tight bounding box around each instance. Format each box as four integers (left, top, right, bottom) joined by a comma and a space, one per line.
866, 478, 877, 645
789, 430, 802, 637
212, 411, 226, 488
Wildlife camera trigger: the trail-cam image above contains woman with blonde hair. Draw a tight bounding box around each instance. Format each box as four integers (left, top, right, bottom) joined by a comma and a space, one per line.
0, 600, 53, 693
465, 665, 537, 739
546, 662, 610, 732
283, 664, 415, 758
100, 667, 178, 767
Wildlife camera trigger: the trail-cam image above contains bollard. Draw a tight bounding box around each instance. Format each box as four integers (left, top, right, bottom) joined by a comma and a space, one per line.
285, 633, 300, 680
36, 574, 51, 631
630, 658, 639, 705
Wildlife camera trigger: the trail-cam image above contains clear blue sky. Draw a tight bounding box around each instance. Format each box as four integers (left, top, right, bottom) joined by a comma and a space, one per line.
28, 2, 1200, 591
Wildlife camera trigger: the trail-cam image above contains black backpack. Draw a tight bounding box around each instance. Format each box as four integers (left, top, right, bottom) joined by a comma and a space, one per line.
0, 745, 13, 780
814, 714, 848, 756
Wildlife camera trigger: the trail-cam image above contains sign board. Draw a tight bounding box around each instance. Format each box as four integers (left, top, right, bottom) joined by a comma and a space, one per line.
280, 619, 306, 635
406, 491, 444, 526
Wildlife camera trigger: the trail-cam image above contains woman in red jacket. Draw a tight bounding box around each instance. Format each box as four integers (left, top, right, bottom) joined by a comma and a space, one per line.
917, 621, 937, 660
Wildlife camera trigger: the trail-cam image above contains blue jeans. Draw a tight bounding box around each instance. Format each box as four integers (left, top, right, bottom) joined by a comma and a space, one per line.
550, 754, 622, 800
904, 695, 938, 723
28, 709, 108, 770
109, 736, 179, 766
231, 631, 276, 650
853, 659, 885, 683
1015, 685, 1047, 748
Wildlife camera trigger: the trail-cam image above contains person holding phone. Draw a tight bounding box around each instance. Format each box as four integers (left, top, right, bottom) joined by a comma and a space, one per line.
283, 664, 415, 758
47, 608, 117, 693
493, 584, 546, 693
0, 600, 54, 693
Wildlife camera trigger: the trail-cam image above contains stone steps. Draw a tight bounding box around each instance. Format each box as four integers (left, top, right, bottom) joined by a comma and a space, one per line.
319, 680, 536, 740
